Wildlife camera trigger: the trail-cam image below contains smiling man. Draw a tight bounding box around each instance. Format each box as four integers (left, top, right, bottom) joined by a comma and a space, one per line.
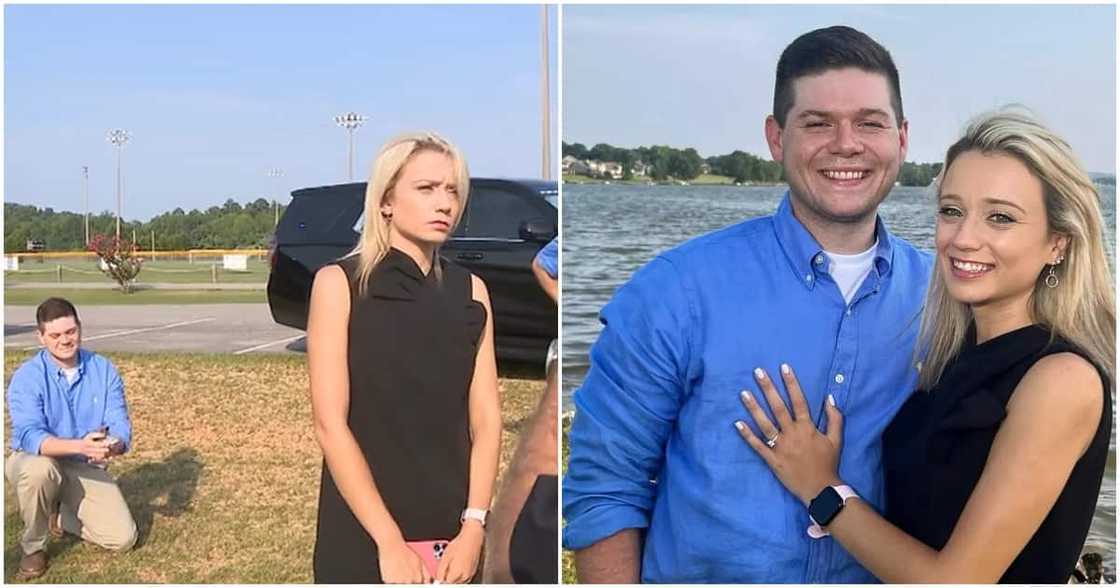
6, 297, 137, 580
563, 26, 934, 582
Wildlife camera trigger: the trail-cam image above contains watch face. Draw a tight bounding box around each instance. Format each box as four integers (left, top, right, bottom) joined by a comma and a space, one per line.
808, 487, 844, 527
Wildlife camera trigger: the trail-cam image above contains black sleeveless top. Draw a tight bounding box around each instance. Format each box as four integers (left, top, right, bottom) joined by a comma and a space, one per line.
313, 249, 487, 583
883, 324, 1111, 583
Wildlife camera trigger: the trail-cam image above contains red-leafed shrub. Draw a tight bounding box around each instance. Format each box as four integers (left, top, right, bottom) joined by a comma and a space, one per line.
89, 234, 143, 293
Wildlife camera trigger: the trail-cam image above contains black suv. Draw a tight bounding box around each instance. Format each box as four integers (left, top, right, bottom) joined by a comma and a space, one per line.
267, 178, 558, 363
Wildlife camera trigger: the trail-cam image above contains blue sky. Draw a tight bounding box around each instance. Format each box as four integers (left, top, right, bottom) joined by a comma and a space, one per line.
564, 5, 1116, 174
5, 4, 558, 221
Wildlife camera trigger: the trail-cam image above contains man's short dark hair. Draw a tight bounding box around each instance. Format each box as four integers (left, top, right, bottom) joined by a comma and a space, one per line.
773, 25, 903, 128
36, 297, 80, 331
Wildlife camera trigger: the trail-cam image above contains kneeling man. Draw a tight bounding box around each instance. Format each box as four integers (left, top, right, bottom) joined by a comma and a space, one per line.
6, 297, 138, 579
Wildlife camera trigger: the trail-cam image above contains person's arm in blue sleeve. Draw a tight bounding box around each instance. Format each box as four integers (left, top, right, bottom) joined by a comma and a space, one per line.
563, 255, 695, 581
103, 362, 133, 454
532, 238, 559, 303
7, 366, 53, 455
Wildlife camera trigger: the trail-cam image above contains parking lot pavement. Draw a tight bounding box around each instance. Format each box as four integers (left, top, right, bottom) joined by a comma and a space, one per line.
4, 304, 305, 355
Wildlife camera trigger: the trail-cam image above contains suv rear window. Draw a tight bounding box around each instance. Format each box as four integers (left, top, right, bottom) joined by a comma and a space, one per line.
282, 186, 365, 245
456, 187, 540, 240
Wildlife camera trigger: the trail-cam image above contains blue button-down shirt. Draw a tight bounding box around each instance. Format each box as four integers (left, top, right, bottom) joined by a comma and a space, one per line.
8, 348, 132, 459
563, 194, 932, 582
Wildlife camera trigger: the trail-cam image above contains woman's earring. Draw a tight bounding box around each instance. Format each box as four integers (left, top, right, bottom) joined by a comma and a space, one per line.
1045, 256, 1063, 289
381, 209, 392, 221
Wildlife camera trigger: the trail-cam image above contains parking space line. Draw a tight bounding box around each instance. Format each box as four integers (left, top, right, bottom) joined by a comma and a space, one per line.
22, 318, 216, 350
233, 334, 305, 355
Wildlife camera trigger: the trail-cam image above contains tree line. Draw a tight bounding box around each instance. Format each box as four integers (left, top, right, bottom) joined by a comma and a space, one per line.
564, 141, 783, 183
564, 141, 944, 187
4, 198, 285, 253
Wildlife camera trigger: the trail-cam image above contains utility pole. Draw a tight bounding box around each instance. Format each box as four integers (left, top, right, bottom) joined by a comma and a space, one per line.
541, 5, 552, 180
82, 166, 90, 246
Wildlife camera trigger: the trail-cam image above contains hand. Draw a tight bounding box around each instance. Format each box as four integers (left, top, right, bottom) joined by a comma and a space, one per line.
106, 437, 126, 457
734, 364, 844, 505
77, 431, 113, 463
379, 538, 433, 584
436, 522, 483, 584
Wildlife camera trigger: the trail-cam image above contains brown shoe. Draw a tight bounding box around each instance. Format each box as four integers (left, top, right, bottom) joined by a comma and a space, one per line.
15, 550, 47, 580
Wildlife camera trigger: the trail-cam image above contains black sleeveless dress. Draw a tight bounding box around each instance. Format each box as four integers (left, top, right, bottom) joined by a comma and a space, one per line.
312, 249, 487, 583
883, 324, 1111, 583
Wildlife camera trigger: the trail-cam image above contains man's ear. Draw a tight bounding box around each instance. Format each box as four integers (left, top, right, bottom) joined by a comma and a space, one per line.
897, 118, 910, 162
764, 115, 784, 163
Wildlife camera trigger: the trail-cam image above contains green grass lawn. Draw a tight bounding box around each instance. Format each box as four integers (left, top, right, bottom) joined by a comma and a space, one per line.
5, 259, 269, 285
562, 419, 574, 583
4, 289, 266, 306
690, 173, 736, 185
4, 351, 545, 583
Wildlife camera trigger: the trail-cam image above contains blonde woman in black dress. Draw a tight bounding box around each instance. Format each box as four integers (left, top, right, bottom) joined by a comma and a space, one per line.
308, 132, 501, 583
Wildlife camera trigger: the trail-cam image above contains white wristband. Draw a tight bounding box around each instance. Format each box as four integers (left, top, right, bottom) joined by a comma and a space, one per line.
460, 507, 488, 527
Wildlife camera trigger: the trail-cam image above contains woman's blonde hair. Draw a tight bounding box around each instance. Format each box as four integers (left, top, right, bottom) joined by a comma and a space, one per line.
348, 131, 470, 296
917, 107, 1115, 390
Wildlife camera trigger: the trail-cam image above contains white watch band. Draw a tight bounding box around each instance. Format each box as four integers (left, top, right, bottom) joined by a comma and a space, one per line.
460, 507, 488, 527
807, 484, 858, 539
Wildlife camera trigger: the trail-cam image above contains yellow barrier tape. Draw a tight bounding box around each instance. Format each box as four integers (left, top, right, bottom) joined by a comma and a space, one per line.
5, 268, 57, 274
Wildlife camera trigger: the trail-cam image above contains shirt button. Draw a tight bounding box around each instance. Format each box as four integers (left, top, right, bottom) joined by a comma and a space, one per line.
805, 273, 813, 283
814, 255, 825, 265
846, 308, 852, 316
834, 373, 845, 384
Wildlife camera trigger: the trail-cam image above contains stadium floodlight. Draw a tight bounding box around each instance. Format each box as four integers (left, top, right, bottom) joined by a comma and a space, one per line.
333, 112, 368, 181
106, 129, 131, 239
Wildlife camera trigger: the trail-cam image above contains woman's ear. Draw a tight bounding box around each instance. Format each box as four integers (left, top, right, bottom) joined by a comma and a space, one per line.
1051, 233, 1070, 263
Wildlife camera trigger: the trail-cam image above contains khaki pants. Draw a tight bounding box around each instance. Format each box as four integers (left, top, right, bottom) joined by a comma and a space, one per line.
5, 452, 138, 555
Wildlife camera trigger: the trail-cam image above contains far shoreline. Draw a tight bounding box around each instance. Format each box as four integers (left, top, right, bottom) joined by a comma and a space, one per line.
562, 173, 785, 187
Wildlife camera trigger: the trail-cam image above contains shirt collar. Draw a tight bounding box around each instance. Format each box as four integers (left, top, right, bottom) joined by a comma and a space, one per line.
772, 192, 895, 290
39, 348, 86, 377
365, 247, 438, 301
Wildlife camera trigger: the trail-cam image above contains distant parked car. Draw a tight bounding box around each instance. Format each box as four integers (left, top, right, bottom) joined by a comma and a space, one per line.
267, 179, 558, 363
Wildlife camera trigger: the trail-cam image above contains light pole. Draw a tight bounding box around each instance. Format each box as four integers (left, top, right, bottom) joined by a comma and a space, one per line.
541, 5, 552, 180
267, 167, 284, 226
106, 129, 130, 239
333, 112, 367, 181
81, 166, 90, 246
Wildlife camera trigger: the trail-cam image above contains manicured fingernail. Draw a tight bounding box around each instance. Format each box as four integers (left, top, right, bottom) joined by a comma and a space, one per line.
741, 390, 753, 404
754, 367, 766, 379
734, 421, 746, 431
781, 363, 791, 375
828, 394, 836, 407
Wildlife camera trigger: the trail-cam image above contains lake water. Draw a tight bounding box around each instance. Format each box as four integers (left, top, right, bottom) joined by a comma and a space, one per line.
561, 182, 1117, 574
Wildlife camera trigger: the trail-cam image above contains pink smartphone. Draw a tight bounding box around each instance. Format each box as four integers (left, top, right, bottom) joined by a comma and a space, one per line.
406, 539, 450, 577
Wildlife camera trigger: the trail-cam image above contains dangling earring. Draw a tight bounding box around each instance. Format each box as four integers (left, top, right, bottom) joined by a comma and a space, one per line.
1044, 255, 1063, 289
